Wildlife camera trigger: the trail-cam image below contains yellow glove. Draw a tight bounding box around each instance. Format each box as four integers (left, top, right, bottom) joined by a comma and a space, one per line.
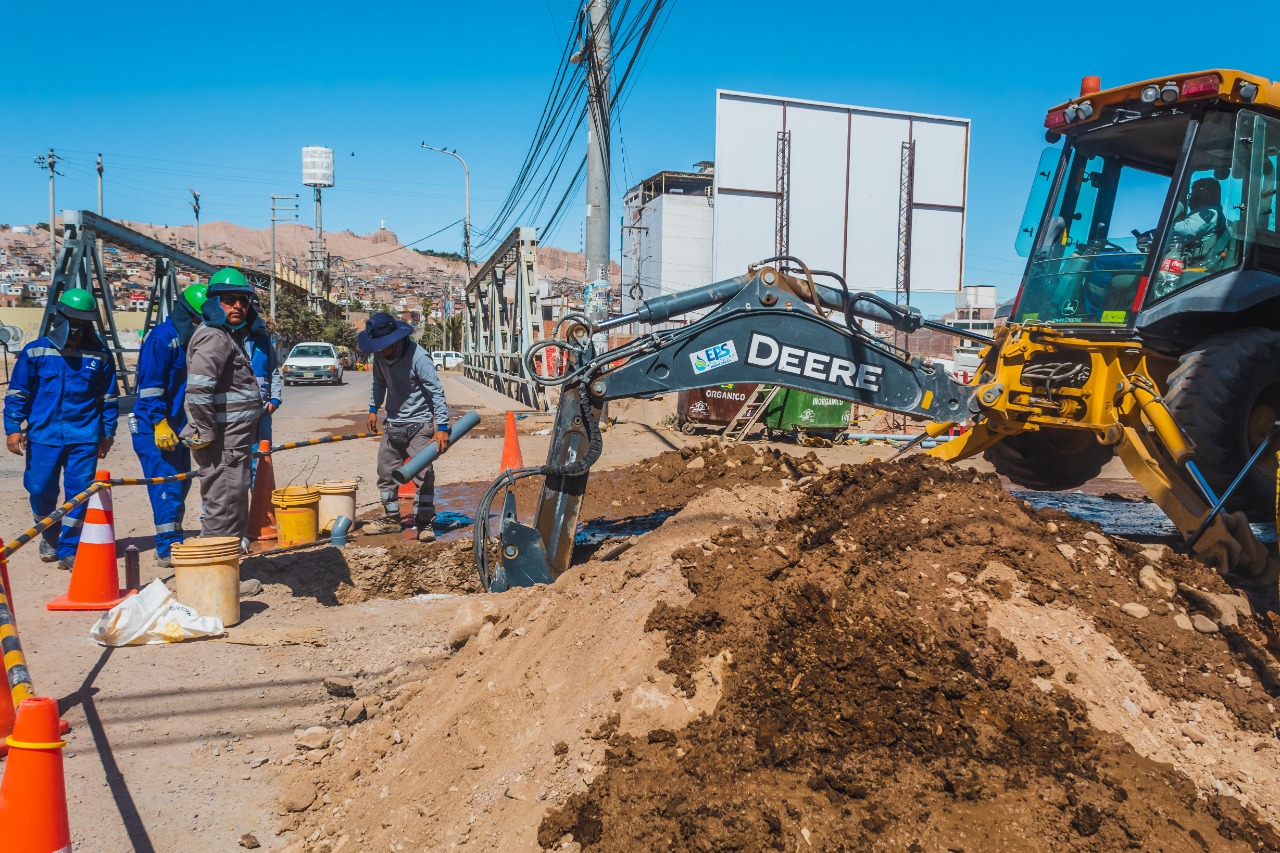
154, 419, 179, 451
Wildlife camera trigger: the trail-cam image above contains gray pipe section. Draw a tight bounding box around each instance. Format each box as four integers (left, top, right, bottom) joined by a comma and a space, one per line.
391, 411, 482, 485
635, 278, 746, 325
329, 515, 353, 547
843, 433, 955, 442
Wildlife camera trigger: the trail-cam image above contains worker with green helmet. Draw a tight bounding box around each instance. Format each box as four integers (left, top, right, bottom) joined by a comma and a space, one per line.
3, 288, 119, 568
130, 281, 209, 567
183, 268, 273, 544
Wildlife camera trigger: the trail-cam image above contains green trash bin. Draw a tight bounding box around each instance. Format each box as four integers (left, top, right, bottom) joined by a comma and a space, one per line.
761, 386, 852, 440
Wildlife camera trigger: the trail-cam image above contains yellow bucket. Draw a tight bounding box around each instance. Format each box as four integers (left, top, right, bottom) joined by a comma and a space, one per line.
315, 480, 358, 533
272, 485, 320, 509
171, 536, 242, 627
277, 506, 319, 547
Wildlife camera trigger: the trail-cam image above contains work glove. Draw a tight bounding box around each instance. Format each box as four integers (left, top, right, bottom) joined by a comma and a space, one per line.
184, 429, 211, 450
154, 419, 179, 451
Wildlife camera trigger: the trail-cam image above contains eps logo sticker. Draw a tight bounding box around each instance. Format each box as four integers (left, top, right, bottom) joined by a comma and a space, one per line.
689, 340, 738, 374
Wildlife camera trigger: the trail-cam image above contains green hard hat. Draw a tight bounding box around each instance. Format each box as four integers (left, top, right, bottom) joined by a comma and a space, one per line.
57, 288, 98, 322
182, 283, 209, 314
208, 267, 250, 293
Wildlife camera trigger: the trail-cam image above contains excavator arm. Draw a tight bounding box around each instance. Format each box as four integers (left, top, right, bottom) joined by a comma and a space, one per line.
475, 266, 1275, 592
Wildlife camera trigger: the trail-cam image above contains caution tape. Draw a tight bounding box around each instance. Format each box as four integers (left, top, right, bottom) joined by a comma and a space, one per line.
1, 433, 376, 559
0, 554, 35, 710
1, 482, 111, 560
256, 432, 377, 455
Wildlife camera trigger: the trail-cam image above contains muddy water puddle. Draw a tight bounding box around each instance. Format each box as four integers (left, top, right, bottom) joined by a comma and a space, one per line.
432, 481, 678, 545
1013, 489, 1277, 543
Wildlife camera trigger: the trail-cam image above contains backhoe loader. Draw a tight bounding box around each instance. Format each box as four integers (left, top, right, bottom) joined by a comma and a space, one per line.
476, 69, 1280, 591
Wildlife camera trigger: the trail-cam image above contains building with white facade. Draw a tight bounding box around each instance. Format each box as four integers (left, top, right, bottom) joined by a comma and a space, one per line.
620, 165, 714, 319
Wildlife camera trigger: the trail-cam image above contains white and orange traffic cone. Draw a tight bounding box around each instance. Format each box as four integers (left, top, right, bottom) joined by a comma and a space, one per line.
47, 478, 129, 612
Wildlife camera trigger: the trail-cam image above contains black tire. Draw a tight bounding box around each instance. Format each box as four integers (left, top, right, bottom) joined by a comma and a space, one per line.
1166, 328, 1280, 522
983, 428, 1114, 491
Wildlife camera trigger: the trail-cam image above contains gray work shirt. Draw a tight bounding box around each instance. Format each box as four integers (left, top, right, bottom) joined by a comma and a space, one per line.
369, 342, 449, 427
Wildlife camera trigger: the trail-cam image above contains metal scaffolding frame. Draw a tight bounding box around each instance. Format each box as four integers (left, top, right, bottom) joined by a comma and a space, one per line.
463, 227, 546, 410
775, 130, 792, 258
43, 210, 336, 395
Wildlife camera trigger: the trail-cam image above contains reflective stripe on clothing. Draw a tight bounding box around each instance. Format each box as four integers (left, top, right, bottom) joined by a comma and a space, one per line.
214, 409, 260, 423
139, 387, 165, 398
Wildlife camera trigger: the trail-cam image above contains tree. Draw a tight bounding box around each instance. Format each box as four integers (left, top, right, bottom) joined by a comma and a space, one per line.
272, 291, 323, 345
322, 318, 358, 350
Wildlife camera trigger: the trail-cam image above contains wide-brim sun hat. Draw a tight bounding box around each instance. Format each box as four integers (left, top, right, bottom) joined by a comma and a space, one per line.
358, 312, 415, 353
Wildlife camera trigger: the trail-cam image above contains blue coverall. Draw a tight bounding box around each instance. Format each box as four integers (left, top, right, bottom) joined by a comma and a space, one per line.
131, 318, 192, 559
3, 334, 119, 560
244, 322, 282, 475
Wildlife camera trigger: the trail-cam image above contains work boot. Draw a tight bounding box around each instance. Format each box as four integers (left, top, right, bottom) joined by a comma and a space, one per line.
363, 514, 402, 535
155, 554, 173, 569
416, 527, 436, 543
38, 539, 57, 563
57, 556, 74, 571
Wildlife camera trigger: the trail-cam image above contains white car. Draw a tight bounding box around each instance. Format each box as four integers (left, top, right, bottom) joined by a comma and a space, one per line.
283, 342, 344, 385
432, 350, 464, 370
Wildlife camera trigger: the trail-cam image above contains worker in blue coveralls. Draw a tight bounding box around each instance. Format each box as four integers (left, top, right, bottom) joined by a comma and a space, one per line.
4, 289, 119, 569
130, 283, 208, 568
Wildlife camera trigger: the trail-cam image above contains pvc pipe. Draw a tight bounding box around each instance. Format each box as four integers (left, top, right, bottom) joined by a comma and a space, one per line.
842, 433, 955, 442
329, 515, 353, 547
392, 411, 482, 485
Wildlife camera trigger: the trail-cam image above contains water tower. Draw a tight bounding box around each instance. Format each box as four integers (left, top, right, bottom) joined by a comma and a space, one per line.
302, 147, 334, 305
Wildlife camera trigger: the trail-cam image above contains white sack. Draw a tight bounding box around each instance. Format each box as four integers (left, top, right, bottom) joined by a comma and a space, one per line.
89, 578, 225, 646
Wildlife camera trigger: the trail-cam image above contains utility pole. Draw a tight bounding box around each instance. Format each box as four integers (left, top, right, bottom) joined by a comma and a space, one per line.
96, 153, 103, 216
189, 189, 201, 259
420, 142, 472, 320
34, 149, 61, 273
583, 0, 612, 329
270, 194, 299, 320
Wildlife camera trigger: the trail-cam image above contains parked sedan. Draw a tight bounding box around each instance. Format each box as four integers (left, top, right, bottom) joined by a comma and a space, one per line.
283, 342, 344, 385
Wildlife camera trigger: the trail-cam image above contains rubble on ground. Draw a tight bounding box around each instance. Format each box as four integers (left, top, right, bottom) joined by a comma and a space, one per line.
268, 448, 1280, 851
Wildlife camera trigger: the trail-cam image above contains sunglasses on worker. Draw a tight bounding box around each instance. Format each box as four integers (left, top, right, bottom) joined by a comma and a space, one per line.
218, 293, 250, 306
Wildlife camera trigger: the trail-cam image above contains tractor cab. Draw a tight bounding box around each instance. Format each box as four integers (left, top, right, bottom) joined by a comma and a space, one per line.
1012, 71, 1280, 346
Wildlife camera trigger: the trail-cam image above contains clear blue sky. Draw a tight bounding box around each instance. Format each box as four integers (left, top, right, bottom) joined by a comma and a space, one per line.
1, 1, 1275, 312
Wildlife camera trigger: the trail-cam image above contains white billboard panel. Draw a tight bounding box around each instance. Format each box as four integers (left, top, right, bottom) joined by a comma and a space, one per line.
713, 91, 969, 293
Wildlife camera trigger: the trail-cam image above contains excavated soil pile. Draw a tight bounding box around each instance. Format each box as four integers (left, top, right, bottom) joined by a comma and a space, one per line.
542, 456, 1280, 851
271, 450, 1280, 852
245, 539, 481, 605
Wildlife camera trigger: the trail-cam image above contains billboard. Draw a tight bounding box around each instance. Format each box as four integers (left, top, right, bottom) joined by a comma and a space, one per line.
712, 91, 969, 293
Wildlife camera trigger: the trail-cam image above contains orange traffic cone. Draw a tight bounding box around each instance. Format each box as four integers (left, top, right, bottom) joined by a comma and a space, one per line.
248, 440, 277, 541
47, 483, 129, 612
0, 696, 72, 852
499, 411, 524, 474
94, 469, 113, 529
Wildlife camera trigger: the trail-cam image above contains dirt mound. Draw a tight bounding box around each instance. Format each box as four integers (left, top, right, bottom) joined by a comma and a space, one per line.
269, 452, 1280, 852
542, 457, 1280, 851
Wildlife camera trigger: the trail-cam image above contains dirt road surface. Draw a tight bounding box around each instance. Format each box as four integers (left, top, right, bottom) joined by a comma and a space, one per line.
5, 372, 1275, 851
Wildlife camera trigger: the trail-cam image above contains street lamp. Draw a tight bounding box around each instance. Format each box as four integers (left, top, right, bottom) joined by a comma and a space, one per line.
420, 142, 472, 322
